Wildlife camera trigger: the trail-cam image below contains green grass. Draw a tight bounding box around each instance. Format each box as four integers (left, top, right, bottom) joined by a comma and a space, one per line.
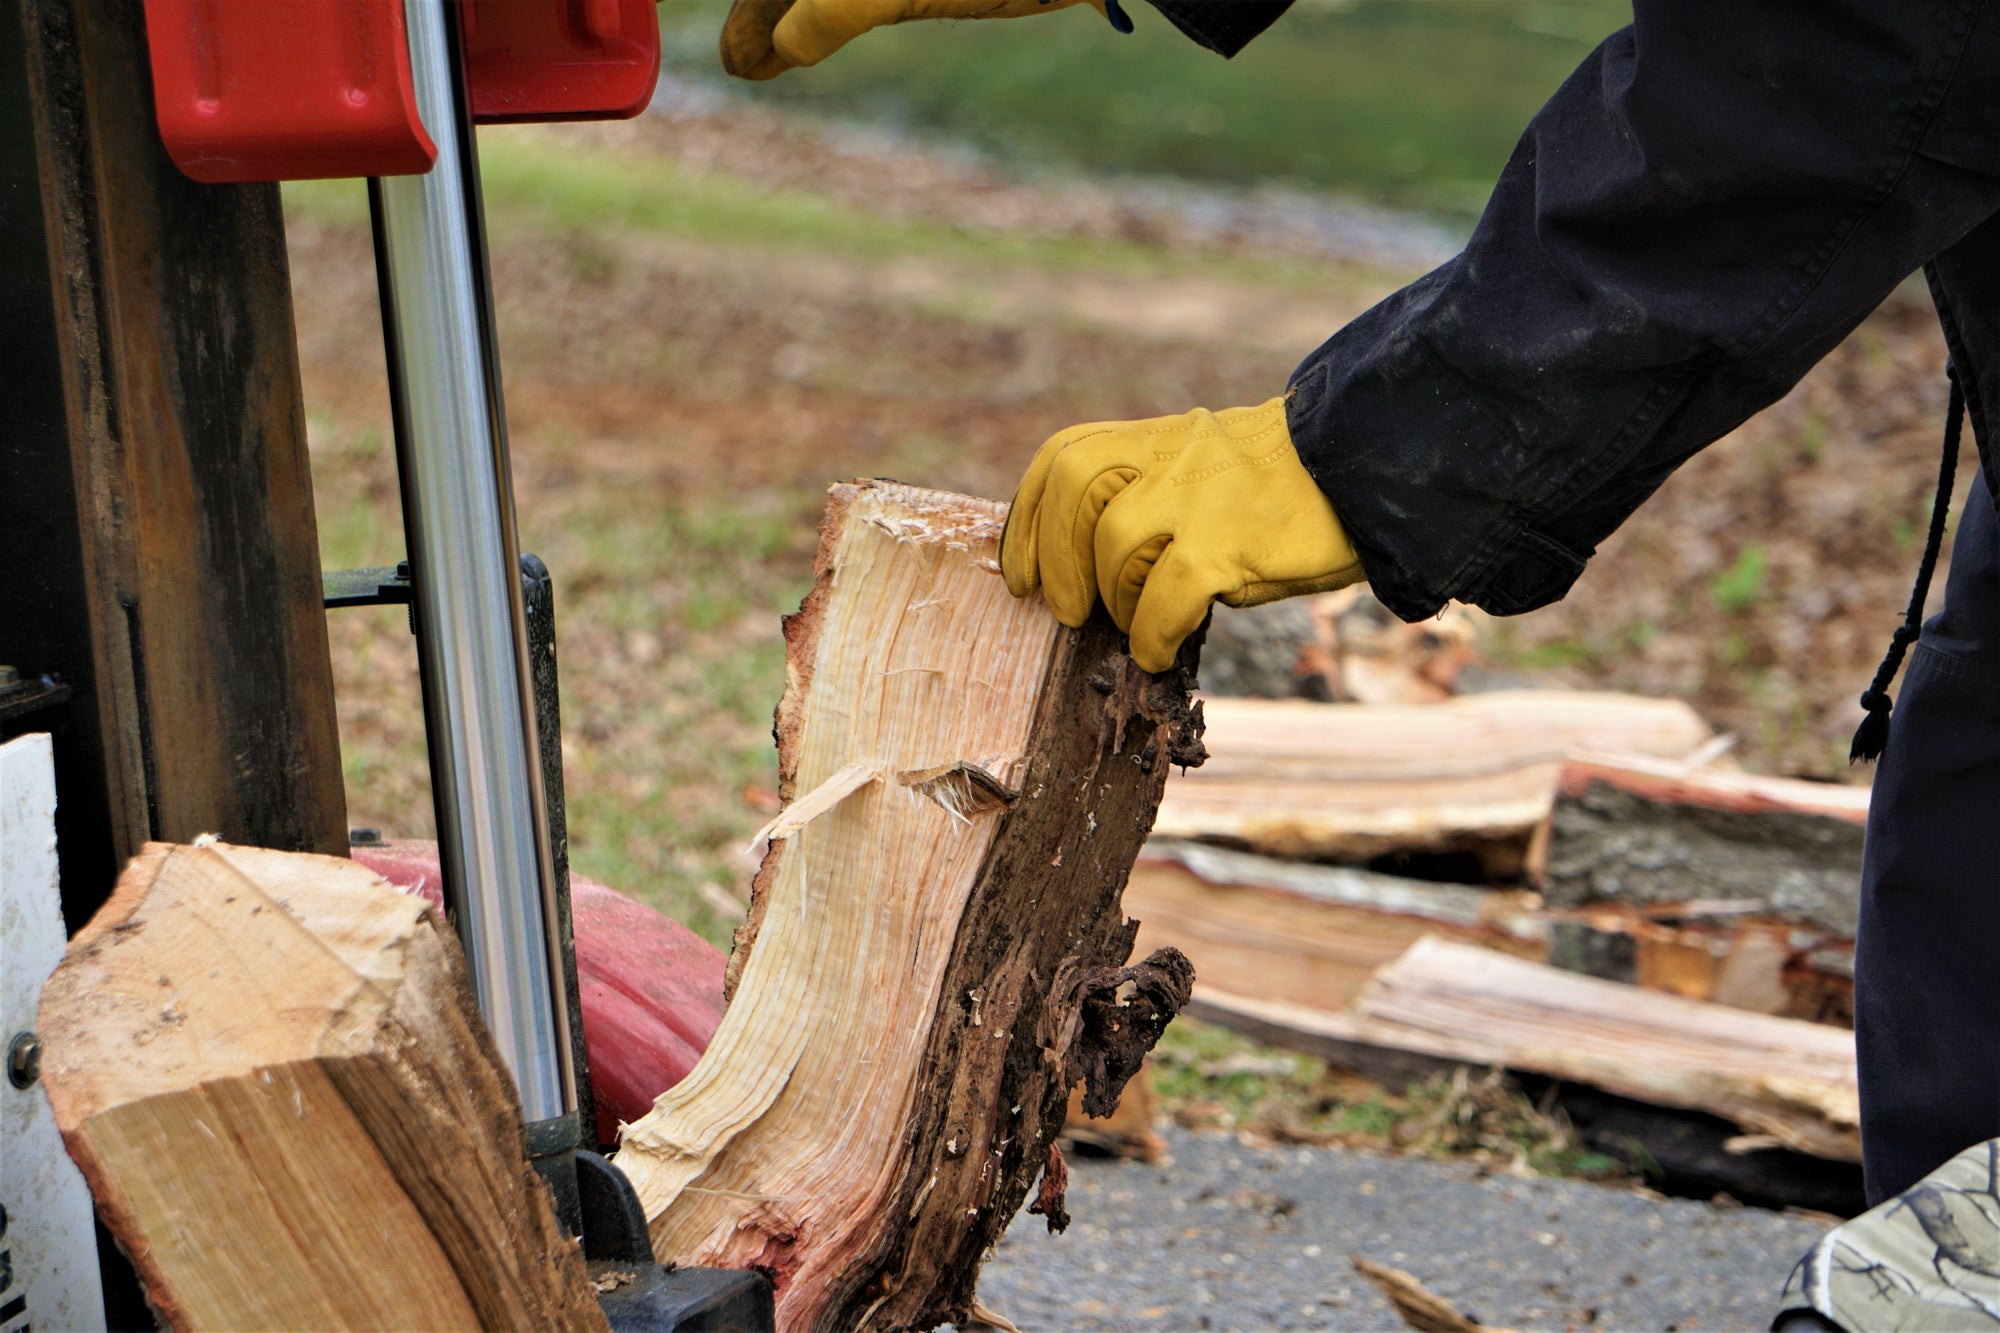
307, 402, 821, 946
286, 132, 1374, 299
1708, 543, 1770, 615
1150, 1017, 1632, 1181
659, 0, 1630, 220
526, 483, 820, 944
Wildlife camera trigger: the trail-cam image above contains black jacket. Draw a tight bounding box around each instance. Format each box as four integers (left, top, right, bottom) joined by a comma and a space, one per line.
1152, 0, 2000, 622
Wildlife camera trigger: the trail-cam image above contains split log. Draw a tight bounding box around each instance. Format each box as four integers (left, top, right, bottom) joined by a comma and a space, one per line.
36, 840, 604, 1332
1353, 1256, 1518, 1333
359, 837, 1161, 1168
1155, 693, 1711, 877
1299, 588, 1482, 704
1127, 841, 1542, 1015
1547, 905, 1853, 1026
1195, 936, 1858, 1162
1198, 590, 1480, 703
613, 481, 1202, 1332
1545, 754, 1866, 1024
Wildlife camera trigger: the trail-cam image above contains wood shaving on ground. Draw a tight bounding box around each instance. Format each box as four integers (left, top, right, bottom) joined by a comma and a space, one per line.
959, 1298, 1022, 1332
1352, 1255, 1521, 1333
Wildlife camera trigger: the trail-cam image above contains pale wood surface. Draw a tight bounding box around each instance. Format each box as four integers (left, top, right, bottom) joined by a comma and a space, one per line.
1558, 752, 1870, 825
1181, 693, 1710, 783
1196, 937, 1859, 1162
38, 841, 605, 1332
1156, 693, 1711, 872
617, 481, 1200, 1331
1127, 843, 1542, 1015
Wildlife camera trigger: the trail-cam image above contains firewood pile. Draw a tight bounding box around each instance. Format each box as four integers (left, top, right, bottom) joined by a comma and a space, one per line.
1122, 594, 1866, 1188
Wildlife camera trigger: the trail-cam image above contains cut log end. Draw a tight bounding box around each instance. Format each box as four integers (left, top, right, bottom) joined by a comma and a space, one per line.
38, 841, 604, 1333
617, 481, 1202, 1331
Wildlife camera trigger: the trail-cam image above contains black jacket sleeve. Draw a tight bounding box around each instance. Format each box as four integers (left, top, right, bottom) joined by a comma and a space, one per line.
1286, 0, 2000, 621
1139, 0, 1291, 57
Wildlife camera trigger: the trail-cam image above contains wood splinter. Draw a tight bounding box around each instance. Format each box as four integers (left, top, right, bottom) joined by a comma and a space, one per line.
615, 480, 1204, 1331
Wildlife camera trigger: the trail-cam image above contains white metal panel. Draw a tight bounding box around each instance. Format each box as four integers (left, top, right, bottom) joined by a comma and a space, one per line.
0, 733, 105, 1331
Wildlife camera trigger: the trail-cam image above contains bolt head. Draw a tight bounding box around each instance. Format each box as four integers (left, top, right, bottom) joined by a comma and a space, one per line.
8, 1032, 40, 1089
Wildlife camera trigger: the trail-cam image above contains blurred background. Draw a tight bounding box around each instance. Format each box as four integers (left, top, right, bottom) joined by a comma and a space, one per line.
291, 0, 1954, 947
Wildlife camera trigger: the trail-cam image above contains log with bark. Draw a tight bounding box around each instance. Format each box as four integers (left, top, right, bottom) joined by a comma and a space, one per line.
1155, 693, 1712, 878
36, 840, 605, 1333
1544, 753, 1867, 1024
1547, 753, 1866, 929
612, 481, 1203, 1332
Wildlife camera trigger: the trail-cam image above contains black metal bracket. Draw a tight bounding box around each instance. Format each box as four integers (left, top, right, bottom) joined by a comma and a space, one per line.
323, 554, 594, 1152
576, 1151, 775, 1332
0, 667, 72, 728
320, 561, 415, 609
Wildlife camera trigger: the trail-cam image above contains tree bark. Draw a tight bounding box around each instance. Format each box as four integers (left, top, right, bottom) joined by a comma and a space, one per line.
614, 481, 1203, 1331
37, 841, 605, 1332
1544, 754, 1866, 1024
1547, 754, 1866, 934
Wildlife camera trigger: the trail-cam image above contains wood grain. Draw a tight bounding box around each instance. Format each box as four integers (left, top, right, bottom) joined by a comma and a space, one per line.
11, 0, 346, 919
1127, 842, 1543, 1015
616, 481, 1201, 1331
1156, 693, 1711, 876
1198, 936, 1859, 1162
38, 842, 605, 1332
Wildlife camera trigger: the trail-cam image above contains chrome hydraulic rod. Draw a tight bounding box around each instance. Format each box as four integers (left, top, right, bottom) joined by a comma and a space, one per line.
368, 0, 574, 1123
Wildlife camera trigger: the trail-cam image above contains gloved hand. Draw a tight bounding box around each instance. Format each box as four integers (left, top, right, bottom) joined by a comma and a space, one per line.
1000, 397, 1366, 672
721, 0, 1110, 80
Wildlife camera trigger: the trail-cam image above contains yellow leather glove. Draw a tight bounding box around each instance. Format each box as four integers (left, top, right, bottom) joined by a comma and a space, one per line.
721, 0, 1106, 80
1001, 398, 1367, 673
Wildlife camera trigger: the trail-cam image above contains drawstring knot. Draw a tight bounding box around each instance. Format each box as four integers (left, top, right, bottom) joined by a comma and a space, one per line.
1850, 362, 1963, 763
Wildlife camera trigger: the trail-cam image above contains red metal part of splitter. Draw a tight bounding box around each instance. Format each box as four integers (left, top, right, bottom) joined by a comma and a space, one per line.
143, 0, 660, 184
460, 0, 661, 125
142, 0, 438, 183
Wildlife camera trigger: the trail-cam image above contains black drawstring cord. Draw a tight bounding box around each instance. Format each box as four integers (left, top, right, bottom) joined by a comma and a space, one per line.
1851, 362, 1964, 763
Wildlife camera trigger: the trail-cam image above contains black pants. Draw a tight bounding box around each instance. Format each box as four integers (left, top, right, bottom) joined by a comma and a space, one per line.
1858, 472, 2000, 1204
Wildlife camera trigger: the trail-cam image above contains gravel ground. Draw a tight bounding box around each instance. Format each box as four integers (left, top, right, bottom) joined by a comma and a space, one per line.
976, 1129, 1828, 1332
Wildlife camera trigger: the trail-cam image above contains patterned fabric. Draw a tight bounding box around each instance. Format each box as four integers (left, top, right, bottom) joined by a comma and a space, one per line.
1778, 1139, 2000, 1329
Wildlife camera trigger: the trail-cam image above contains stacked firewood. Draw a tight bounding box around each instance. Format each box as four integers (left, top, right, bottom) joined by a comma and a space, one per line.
1120, 597, 1867, 1198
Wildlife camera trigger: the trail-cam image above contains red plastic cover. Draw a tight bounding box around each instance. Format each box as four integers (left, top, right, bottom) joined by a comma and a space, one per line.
143, 0, 437, 183
461, 0, 661, 124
